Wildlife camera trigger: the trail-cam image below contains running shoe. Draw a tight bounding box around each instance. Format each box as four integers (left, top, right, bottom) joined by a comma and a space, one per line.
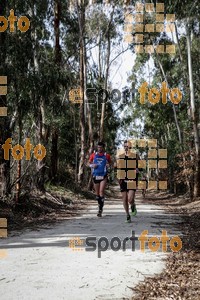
97, 210, 102, 217
126, 214, 131, 223
131, 204, 137, 216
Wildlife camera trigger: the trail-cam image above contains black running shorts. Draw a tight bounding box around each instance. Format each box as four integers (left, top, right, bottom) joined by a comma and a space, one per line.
93, 175, 107, 184
119, 174, 138, 192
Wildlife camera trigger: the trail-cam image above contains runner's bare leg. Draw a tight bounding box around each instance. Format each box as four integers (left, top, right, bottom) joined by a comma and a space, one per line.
94, 183, 100, 197
99, 177, 107, 197
121, 191, 129, 215
128, 190, 135, 206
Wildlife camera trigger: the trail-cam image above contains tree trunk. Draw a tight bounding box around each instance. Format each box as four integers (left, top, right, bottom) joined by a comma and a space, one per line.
77, 0, 86, 184
54, 0, 61, 64
99, 7, 115, 141
186, 20, 200, 198
99, 33, 110, 141
49, 0, 62, 180
0, 0, 11, 198
16, 108, 22, 203
49, 128, 58, 182
35, 96, 50, 192
156, 54, 192, 197
84, 39, 94, 155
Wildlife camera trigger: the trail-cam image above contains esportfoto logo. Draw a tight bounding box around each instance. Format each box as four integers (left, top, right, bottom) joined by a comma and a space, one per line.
116, 139, 168, 190
68, 230, 182, 258
123, 2, 176, 54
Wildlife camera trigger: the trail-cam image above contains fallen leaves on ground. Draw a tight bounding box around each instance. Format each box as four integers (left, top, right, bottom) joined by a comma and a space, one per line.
131, 192, 200, 300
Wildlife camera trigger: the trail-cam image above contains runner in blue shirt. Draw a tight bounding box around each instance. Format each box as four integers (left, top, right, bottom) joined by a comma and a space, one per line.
89, 142, 111, 217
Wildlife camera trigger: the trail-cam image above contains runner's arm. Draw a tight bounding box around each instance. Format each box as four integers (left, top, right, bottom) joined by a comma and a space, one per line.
89, 153, 98, 169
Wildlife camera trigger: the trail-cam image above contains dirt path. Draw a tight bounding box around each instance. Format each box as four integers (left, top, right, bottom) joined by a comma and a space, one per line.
0, 188, 183, 300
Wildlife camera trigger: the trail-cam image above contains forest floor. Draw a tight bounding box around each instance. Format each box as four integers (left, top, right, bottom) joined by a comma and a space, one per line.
0, 185, 96, 233
0, 185, 199, 299
131, 193, 200, 300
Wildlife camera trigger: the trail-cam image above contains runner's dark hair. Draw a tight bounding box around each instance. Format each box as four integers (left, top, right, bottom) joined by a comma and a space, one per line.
98, 141, 105, 147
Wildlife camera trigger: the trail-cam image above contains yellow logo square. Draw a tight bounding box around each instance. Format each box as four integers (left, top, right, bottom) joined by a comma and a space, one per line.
134, 24, 144, 32
127, 181, 136, 189
138, 160, 146, 169
166, 45, 175, 54
156, 3, 164, 12
135, 14, 144, 23
148, 160, 157, 168
137, 139, 146, 147
166, 14, 175, 22
0, 76, 7, 84
117, 159, 126, 168
145, 45, 154, 53
156, 45, 165, 53
0, 218, 7, 238
145, 24, 155, 32
145, 4, 154, 12
0, 86, 7, 95
135, 2, 144, 12
166, 24, 175, 33
124, 24, 133, 33
124, 14, 134, 23
127, 150, 136, 158
138, 181, 147, 189
156, 14, 164, 22
117, 169, 126, 180
158, 160, 167, 169
148, 149, 157, 158
0, 107, 8, 116
124, 34, 133, 43
135, 45, 144, 53
129, 139, 137, 147
158, 149, 167, 158
69, 88, 83, 104
0, 250, 7, 259
148, 181, 157, 190
127, 169, 136, 179
116, 149, 125, 158
135, 34, 144, 43
159, 181, 167, 190
127, 160, 136, 168
148, 139, 157, 147
156, 24, 165, 32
